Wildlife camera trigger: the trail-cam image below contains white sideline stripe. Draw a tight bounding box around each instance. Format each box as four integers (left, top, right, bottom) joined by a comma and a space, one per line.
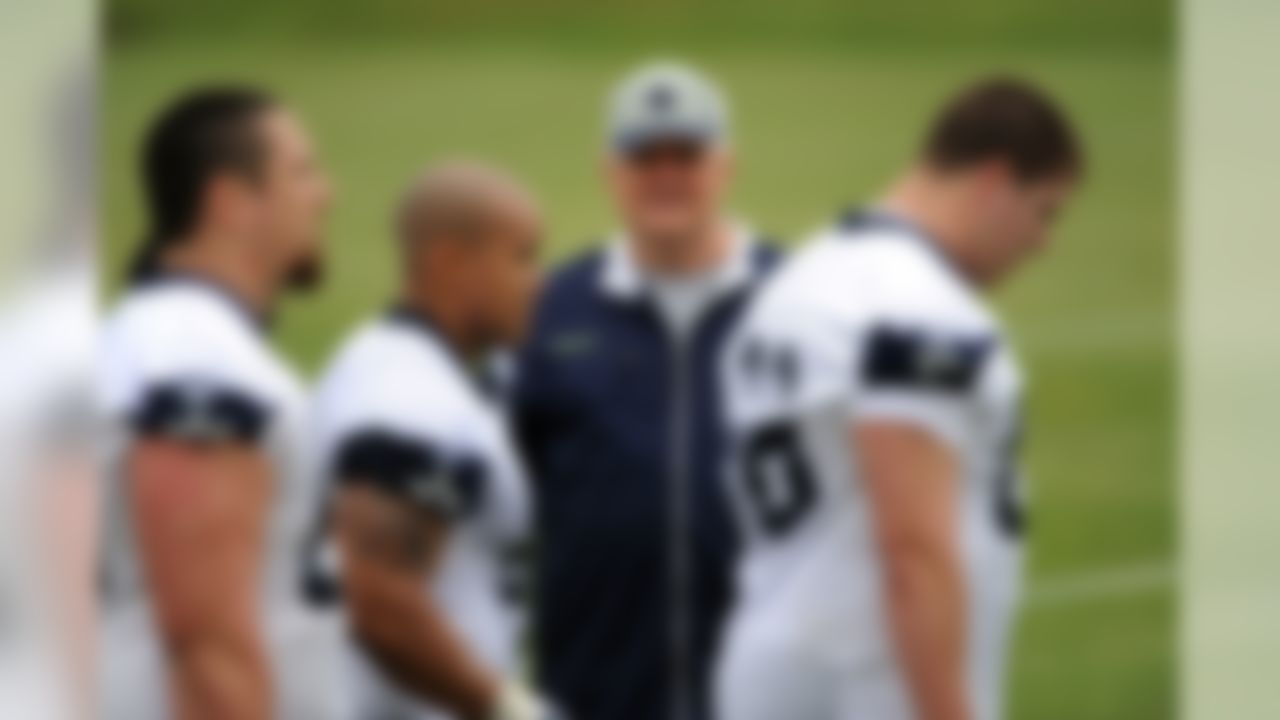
1026, 560, 1175, 609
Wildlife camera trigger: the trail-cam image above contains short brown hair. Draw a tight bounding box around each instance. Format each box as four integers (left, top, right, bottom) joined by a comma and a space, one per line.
923, 77, 1082, 182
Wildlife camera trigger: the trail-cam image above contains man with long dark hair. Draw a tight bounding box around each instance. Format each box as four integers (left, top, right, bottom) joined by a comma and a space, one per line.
98, 86, 335, 720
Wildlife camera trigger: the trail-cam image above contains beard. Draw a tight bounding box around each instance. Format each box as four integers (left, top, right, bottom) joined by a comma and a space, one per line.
283, 252, 325, 292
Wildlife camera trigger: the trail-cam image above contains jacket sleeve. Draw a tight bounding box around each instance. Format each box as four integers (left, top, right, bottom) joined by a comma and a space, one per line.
511, 301, 565, 486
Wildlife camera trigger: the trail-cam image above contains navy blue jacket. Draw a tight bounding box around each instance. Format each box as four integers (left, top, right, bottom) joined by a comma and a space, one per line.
514, 240, 779, 720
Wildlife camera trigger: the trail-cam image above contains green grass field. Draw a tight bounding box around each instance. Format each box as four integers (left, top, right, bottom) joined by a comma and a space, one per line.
105, 8, 1173, 717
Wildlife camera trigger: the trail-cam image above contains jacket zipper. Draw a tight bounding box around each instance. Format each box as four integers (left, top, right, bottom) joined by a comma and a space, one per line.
666, 327, 693, 720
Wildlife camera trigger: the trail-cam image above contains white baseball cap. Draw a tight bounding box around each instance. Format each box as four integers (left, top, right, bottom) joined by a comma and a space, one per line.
607, 61, 730, 153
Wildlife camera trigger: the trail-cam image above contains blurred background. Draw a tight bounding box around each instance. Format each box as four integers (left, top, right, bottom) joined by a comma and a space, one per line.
103, 1, 1174, 718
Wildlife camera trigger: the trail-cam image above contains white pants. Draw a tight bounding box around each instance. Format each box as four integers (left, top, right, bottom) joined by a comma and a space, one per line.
339, 642, 455, 720
715, 629, 912, 720
716, 536, 1020, 720
99, 607, 345, 720
714, 602, 1013, 720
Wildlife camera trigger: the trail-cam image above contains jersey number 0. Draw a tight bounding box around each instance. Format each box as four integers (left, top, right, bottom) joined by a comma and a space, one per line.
740, 421, 817, 537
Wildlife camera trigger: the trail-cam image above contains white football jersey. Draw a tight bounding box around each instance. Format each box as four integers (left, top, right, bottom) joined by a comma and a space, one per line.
308, 307, 531, 720
97, 275, 340, 720
715, 211, 1025, 720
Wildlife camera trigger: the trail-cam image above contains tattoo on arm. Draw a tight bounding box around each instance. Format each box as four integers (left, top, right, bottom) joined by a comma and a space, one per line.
345, 490, 440, 572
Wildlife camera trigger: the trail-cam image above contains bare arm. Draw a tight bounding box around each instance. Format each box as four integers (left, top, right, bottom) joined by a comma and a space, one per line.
334, 484, 500, 720
128, 439, 272, 720
856, 422, 970, 720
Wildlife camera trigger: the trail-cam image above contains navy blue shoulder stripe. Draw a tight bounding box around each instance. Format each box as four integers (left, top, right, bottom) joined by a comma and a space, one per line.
332, 427, 485, 517
129, 379, 272, 444
862, 324, 993, 393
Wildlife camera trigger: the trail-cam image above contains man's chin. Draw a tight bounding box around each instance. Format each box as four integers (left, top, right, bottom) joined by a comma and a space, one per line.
637, 220, 698, 245
284, 257, 325, 292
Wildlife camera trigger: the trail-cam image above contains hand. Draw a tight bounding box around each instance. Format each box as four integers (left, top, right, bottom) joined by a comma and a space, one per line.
490, 681, 569, 720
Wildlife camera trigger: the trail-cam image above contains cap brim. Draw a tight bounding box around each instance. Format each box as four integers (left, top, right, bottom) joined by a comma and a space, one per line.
613, 125, 718, 154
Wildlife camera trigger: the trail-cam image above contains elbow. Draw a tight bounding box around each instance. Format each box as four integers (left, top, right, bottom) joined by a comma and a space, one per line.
153, 597, 249, 660
345, 579, 387, 647
877, 530, 962, 601
344, 570, 413, 654
153, 601, 269, 707
156, 617, 209, 664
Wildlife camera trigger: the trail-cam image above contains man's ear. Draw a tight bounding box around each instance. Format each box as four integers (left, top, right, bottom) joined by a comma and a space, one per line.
203, 173, 252, 235
422, 233, 470, 279
973, 157, 1016, 191
977, 156, 1018, 196
965, 159, 1019, 216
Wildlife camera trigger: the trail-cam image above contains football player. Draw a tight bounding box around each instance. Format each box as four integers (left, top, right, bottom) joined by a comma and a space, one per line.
306, 162, 553, 720
98, 87, 336, 719
715, 78, 1083, 720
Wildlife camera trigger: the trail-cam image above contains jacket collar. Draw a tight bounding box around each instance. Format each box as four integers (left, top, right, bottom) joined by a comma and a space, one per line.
598, 221, 760, 302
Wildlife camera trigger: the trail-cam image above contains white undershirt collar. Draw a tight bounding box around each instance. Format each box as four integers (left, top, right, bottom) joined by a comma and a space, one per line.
599, 221, 757, 301
599, 221, 759, 338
